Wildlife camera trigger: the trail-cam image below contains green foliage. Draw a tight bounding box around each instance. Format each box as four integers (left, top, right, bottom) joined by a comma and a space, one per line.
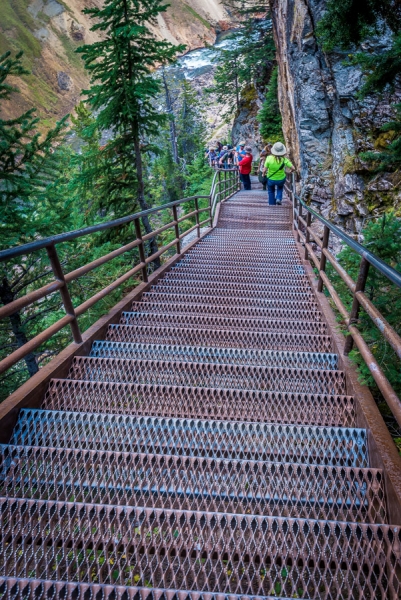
77, 0, 184, 214
0, 51, 68, 249
351, 33, 401, 96
327, 213, 401, 421
361, 103, 401, 171
256, 67, 283, 143
316, 0, 400, 51
206, 15, 275, 120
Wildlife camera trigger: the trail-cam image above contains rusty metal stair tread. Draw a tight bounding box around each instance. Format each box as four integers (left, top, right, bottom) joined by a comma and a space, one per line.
161, 273, 310, 286
10, 409, 368, 467
66, 356, 347, 396
119, 312, 328, 336
106, 324, 333, 353
90, 341, 339, 370
142, 291, 319, 310
130, 300, 323, 322
42, 378, 355, 427
0, 444, 386, 523
1, 498, 399, 598
152, 282, 316, 297
0, 579, 295, 600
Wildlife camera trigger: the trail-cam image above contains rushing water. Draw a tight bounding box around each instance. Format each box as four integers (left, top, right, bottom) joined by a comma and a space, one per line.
173, 31, 241, 79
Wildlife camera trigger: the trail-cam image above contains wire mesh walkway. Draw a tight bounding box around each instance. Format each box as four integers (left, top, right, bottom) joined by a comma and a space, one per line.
1, 180, 401, 599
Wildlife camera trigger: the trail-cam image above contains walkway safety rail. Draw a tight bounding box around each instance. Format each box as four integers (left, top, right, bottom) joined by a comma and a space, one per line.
0, 168, 240, 381
287, 175, 401, 428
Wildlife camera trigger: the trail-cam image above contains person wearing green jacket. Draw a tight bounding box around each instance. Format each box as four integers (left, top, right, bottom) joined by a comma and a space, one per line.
262, 142, 294, 205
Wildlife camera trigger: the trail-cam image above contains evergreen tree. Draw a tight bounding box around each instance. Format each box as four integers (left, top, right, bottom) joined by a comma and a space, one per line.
206, 46, 242, 119
257, 66, 283, 143
0, 50, 69, 391
77, 0, 185, 266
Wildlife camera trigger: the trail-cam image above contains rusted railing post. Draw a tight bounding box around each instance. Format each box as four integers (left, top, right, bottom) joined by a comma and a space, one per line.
344, 256, 370, 354
224, 169, 227, 199
172, 204, 181, 255
194, 197, 200, 238
304, 211, 312, 260
46, 245, 82, 344
317, 225, 330, 293
134, 217, 148, 283
297, 199, 303, 243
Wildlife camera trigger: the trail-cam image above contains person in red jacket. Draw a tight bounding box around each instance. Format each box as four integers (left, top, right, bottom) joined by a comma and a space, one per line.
237, 146, 253, 190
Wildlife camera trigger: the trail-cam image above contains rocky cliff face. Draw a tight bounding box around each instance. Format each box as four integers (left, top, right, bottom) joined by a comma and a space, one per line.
270, 0, 401, 234
0, 0, 233, 123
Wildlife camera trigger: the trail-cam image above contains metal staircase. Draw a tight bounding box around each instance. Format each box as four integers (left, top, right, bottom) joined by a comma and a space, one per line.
1, 185, 401, 599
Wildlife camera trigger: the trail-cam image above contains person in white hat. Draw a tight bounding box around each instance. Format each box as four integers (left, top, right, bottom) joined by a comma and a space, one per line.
262, 141, 294, 205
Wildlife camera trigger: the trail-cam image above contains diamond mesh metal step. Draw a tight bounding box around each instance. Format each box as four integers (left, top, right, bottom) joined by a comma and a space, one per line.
161, 272, 311, 287
130, 301, 323, 323
119, 313, 328, 336
43, 379, 354, 427
11, 410, 368, 467
67, 356, 346, 396
90, 342, 339, 370
151, 283, 315, 300
0, 579, 293, 600
0, 445, 385, 522
106, 324, 333, 353
1, 498, 399, 598
141, 291, 319, 311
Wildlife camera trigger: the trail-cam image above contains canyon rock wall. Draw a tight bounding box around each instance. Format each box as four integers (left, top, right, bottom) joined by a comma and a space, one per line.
270, 0, 401, 234
1, 0, 233, 123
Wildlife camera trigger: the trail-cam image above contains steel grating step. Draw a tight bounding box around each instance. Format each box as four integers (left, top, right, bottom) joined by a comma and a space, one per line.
161, 273, 311, 287
90, 341, 339, 370
151, 279, 315, 301
141, 291, 319, 311
0, 579, 294, 600
217, 222, 290, 231
1, 498, 399, 598
106, 324, 333, 353
0, 445, 386, 522
44, 378, 354, 427
67, 356, 346, 396
130, 301, 323, 323
181, 254, 302, 263
170, 267, 307, 279
11, 410, 367, 466
119, 313, 328, 336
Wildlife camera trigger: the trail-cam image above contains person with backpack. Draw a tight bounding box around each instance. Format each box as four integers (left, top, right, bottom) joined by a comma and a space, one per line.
262, 141, 294, 205
237, 146, 253, 190
219, 145, 229, 169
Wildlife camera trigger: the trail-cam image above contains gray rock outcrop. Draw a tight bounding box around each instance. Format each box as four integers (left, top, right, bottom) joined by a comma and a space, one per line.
270, 0, 401, 233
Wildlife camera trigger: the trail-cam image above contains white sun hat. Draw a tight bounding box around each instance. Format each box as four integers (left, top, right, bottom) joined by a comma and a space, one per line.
271, 142, 287, 156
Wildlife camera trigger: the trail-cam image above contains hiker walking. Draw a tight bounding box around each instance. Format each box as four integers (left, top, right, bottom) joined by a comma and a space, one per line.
237, 146, 253, 190
262, 142, 294, 205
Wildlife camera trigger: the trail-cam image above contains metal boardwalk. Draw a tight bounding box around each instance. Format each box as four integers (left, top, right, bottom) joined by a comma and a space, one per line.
1, 186, 401, 600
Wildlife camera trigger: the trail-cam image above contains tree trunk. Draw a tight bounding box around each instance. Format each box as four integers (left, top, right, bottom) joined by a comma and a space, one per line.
0, 276, 39, 377
162, 69, 179, 164
133, 132, 161, 271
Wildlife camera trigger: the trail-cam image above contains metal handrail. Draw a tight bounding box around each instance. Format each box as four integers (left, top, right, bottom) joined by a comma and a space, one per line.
287, 174, 401, 428
295, 192, 401, 290
0, 195, 210, 262
0, 169, 239, 380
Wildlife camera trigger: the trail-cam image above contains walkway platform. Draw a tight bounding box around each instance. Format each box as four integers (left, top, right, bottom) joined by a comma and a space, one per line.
1, 184, 400, 600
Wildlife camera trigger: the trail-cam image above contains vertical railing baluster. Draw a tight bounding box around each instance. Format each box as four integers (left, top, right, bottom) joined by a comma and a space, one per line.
304, 211, 312, 260
46, 245, 82, 344
297, 199, 303, 243
134, 217, 148, 283
344, 257, 370, 354
317, 225, 330, 293
172, 204, 181, 255
194, 197, 200, 238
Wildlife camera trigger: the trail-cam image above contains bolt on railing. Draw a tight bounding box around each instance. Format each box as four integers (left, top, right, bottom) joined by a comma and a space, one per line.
287, 174, 401, 428
0, 168, 240, 382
